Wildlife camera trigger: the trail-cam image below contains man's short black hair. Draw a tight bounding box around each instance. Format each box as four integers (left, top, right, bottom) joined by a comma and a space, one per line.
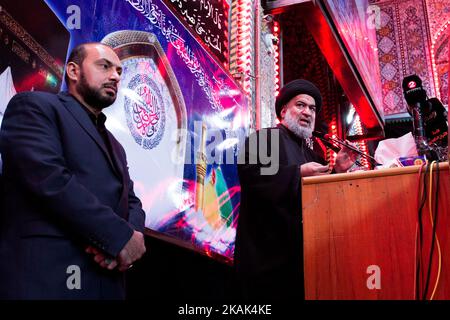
64, 43, 88, 85
64, 42, 112, 85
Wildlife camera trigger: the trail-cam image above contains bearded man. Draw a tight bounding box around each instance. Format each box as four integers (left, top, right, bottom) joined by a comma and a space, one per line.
234, 79, 356, 301
0, 43, 146, 299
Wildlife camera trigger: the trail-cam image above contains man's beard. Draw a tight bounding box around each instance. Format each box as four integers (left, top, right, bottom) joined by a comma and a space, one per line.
76, 73, 117, 111
283, 110, 313, 139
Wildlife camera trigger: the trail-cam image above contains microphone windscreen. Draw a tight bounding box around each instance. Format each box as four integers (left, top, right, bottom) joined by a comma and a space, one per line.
402, 74, 427, 104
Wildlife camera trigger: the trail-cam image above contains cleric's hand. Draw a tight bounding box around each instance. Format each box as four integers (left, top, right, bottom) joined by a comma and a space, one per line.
300, 162, 330, 177
334, 142, 359, 173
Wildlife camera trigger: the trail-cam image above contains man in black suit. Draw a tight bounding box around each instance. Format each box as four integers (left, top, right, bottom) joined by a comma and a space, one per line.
0, 42, 146, 299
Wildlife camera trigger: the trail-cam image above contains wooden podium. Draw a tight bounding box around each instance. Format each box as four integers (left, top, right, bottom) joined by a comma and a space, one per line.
302, 162, 449, 299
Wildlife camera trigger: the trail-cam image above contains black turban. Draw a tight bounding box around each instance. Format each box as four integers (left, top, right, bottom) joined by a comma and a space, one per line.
275, 79, 322, 120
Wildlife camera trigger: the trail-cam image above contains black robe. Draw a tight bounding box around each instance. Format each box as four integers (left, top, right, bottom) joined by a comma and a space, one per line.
234, 124, 326, 301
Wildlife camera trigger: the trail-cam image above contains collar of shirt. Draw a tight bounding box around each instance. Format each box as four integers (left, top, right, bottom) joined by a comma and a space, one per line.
83, 107, 107, 130
66, 92, 107, 129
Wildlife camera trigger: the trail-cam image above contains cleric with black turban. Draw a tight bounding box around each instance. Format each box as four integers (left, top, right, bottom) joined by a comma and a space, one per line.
234, 79, 357, 301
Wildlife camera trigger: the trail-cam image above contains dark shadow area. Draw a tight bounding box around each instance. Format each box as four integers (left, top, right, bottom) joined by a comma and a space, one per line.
126, 236, 236, 302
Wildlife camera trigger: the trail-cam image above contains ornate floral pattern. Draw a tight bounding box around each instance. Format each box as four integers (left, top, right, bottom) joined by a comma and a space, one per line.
372, 0, 450, 114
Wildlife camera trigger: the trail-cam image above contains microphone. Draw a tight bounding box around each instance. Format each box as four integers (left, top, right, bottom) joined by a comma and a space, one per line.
402, 74, 427, 107
312, 131, 381, 166
402, 74, 442, 160
313, 131, 341, 153
402, 75, 433, 157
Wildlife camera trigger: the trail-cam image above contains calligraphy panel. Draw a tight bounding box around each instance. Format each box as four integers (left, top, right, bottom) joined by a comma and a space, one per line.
162, 0, 230, 67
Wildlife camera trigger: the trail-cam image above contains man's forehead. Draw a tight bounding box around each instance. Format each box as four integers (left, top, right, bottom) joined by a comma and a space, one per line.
291, 94, 316, 105
85, 44, 120, 64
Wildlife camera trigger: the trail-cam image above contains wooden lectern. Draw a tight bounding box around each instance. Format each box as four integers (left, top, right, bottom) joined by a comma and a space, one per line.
302, 162, 449, 299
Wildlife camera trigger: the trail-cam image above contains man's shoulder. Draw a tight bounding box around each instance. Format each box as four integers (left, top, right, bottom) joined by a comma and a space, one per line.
7, 91, 68, 114
10, 91, 59, 105
12, 91, 58, 102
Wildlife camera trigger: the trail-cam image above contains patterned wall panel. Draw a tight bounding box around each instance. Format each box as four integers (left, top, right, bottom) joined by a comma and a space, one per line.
400, 3, 434, 93
372, 0, 449, 115
425, 0, 450, 37
426, 0, 450, 106
376, 4, 405, 114
374, 0, 435, 115
435, 34, 449, 105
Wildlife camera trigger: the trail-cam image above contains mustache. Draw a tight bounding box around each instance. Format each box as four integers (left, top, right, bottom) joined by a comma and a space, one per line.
102, 82, 118, 91
298, 117, 312, 126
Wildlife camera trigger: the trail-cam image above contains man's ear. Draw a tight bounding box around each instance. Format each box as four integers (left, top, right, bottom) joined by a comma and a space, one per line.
280, 105, 287, 119
66, 62, 80, 83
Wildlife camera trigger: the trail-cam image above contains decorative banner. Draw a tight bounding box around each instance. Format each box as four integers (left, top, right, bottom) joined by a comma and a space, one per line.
43, 0, 248, 262
162, 0, 230, 67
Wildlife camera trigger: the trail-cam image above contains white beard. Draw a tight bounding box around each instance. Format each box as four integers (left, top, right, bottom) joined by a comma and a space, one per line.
283, 110, 313, 139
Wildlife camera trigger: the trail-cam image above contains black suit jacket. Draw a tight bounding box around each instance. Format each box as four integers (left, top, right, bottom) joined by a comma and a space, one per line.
0, 91, 145, 299
234, 124, 326, 300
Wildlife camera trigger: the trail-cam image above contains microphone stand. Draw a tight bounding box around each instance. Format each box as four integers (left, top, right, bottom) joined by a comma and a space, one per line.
313, 131, 381, 166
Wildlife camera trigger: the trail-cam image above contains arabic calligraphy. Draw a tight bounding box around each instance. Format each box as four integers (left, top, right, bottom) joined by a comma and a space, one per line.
125, 70, 166, 149
167, 0, 228, 61
132, 85, 160, 137
126, 0, 223, 111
